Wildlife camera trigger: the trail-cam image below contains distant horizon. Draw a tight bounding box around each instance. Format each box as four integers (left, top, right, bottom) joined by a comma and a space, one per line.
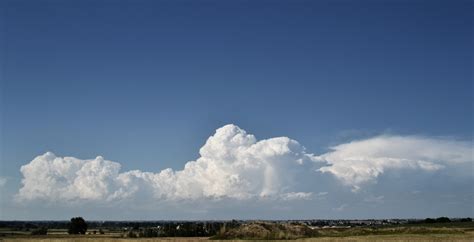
1, 217, 471, 222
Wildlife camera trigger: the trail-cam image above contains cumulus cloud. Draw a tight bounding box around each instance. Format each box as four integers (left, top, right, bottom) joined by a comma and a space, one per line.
16, 125, 473, 204
17, 153, 121, 201
315, 135, 473, 190
16, 124, 314, 203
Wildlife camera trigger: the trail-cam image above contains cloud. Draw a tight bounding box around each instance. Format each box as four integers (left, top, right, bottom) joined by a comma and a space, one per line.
363, 195, 384, 204
17, 153, 121, 201
16, 125, 473, 204
316, 192, 328, 197
280, 192, 313, 201
0, 177, 6, 187
315, 135, 473, 190
333, 204, 348, 212
16, 124, 314, 203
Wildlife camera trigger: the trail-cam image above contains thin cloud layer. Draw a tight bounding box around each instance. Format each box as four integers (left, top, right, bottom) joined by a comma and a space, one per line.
316, 135, 473, 190
16, 125, 473, 203
0, 177, 6, 187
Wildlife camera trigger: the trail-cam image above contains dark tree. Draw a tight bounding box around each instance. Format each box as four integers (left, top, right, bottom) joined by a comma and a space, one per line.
68, 217, 88, 234
423, 218, 436, 223
435, 217, 451, 223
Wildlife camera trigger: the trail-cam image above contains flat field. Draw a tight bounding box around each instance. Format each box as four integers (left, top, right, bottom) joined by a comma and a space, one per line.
1, 222, 473, 241
1, 233, 474, 242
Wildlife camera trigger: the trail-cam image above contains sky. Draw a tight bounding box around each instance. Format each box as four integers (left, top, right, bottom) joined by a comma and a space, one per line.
0, 0, 473, 220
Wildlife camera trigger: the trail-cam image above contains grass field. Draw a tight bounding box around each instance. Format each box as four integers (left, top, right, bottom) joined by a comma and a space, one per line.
1, 222, 473, 241
2, 233, 473, 241
1, 233, 474, 242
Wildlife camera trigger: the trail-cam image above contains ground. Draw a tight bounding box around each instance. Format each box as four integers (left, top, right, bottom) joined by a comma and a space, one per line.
1, 233, 474, 242
1, 222, 473, 241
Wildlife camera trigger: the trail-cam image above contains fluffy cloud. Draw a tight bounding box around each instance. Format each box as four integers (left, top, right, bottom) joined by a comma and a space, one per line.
16, 124, 313, 203
17, 153, 121, 201
16, 125, 473, 203
315, 135, 473, 190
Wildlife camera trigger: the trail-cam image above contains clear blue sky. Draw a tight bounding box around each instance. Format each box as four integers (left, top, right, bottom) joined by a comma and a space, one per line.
1, 0, 472, 220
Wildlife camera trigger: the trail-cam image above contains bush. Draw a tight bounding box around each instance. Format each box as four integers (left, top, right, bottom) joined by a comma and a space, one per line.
435, 217, 451, 223
68, 217, 88, 234
423, 217, 452, 224
424, 218, 436, 223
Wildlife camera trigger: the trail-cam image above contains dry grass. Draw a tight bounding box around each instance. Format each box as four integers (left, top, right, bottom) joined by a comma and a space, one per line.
0, 236, 209, 241
211, 221, 474, 241
1, 222, 473, 241
2, 233, 474, 242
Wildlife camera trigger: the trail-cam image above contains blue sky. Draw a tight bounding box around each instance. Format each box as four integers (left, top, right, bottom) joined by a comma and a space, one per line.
0, 0, 472, 220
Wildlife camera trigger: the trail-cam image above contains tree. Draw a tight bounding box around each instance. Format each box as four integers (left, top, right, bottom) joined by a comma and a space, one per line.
68, 217, 88, 234
423, 218, 436, 223
435, 217, 451, 223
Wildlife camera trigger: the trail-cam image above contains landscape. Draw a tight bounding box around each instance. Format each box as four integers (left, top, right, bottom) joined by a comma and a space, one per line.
1, 217, 473, 241
1, 0, 472, 241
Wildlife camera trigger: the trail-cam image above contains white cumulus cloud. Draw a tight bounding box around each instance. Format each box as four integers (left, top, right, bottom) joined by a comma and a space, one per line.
16, 124, 313, 203
315, 135, 473, 190
16, 125, 473, 204
17, 153, 121, 201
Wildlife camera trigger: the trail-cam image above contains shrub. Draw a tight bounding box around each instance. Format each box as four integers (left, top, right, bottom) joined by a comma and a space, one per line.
424, 218, 436, 223
435, 217, 451, 223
